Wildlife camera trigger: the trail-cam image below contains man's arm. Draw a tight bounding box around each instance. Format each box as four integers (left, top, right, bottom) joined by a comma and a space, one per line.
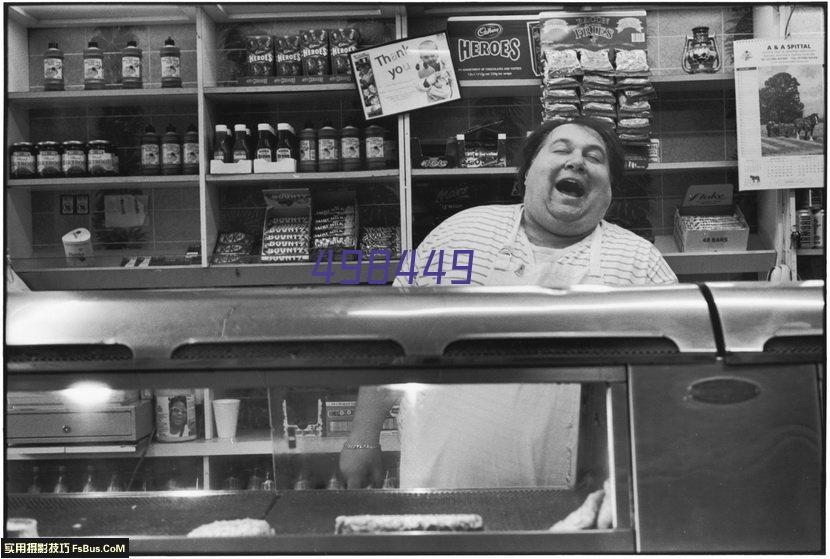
340, 385, 401, 488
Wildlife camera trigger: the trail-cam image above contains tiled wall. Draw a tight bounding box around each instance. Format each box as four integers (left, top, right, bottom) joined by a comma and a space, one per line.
27, 24, 198, 90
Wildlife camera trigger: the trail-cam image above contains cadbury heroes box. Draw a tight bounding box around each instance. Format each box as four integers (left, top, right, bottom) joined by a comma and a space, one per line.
447, 16, 542, 81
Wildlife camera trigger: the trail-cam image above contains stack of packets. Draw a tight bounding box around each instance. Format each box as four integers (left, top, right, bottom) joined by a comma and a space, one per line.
359, 226, 401, 257
312, 205, 357, 258
262, 216, 310, 262
212, 232, 255, 264
538, 11, 654, 150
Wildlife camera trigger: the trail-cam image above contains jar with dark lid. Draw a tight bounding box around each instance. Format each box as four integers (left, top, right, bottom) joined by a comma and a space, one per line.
62, 141, 87, 176
9, 142, 37, 178
140, 125, 161, 175
36, 141, 63, 177
317, 122, 339, 172
298, 122, 317, 172
87, 140, 115, 176
121, 40, 143, 89
43, 42, 64, 91
162, 124, 182, 175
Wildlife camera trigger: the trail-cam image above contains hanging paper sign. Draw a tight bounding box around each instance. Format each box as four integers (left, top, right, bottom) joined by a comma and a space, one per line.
350, 32, 461, 120
447, 15, 543, 82
734, 38, 824, 190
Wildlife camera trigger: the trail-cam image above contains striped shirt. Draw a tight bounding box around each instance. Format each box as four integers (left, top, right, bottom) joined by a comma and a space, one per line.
395, 204, 677, 287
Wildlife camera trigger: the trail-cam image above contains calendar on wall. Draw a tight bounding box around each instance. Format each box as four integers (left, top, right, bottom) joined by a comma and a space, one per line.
734, 38, 824, 191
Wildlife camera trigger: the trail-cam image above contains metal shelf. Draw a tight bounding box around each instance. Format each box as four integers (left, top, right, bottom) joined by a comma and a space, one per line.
7, 431, 401, 460
7, 88, 198, 108
7, 175, 199, 191
204, 84, 356, 104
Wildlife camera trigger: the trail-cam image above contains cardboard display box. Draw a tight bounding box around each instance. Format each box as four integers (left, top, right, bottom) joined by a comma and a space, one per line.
261, 188, 312, 263
674, 184, 749, 252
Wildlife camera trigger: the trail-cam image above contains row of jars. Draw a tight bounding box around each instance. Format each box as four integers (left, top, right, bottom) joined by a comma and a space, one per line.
10, 140, 119, 178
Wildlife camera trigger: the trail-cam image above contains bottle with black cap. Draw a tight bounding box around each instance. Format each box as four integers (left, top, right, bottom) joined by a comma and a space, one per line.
43, 42, 64, 91
160, 37, 182, 88
121, 40, 143, 89
140, 124, 161, 175
182, 124, 199, 174
83, 40, 105, 90
161, 124, 182, 175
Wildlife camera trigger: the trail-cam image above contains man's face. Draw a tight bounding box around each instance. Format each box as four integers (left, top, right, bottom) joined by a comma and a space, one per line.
523, 124, 612, 239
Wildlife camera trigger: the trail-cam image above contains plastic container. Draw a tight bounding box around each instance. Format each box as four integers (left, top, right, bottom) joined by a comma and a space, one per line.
62, 227, 93, 267
232, 124, 250, 162
35, 141, 62, 177
87, 140, 115, 176
317, 122, 339, 172
62, 141, 87, 176
155, 388, 197, 442
213, 124, 232, 163
83, 40, 105, 90
276, 123, 296, 162
43, 42, 64, 91
298, 122, 317, 172
9, 142, 37, 178
121, 40, 143, 89
364, 124, 386, 170
161, 124, 182, 175
182, 124, 199, 174
140, 125, 161, 175
340, 122, 361, 171
256, 123, 276, 161
160, 37, 182, 88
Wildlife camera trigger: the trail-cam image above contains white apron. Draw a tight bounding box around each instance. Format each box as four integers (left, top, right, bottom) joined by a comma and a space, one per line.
398, 210, 603, 489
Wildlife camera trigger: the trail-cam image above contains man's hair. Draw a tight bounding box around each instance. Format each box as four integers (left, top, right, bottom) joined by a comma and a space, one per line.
514, 117, 625, 197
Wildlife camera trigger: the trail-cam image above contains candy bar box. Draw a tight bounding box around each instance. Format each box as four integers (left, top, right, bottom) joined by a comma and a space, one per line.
674, 184, 749, 253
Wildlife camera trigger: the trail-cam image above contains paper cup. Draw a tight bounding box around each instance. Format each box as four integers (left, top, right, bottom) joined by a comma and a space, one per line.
213, 399, 241, 439
61, 227, 93, 267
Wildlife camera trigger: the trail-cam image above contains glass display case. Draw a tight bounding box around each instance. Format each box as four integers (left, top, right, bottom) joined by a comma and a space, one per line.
5, 282, 823, 553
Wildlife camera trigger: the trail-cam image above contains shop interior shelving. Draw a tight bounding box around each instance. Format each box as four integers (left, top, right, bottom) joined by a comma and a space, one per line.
5, 3, 798, 288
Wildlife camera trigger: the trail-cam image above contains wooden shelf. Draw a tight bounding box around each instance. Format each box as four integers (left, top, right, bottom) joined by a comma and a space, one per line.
655, 234, 776, 276
412, 162, 737, 181
206, 169, 398, 186
7, 431, 401, 460
651, 72, 735, 91
797, 248, 824, 256
7, 87, 198, 108
7, 175, 199, 191
204, 84, 356, 104
17, 260, 401, 290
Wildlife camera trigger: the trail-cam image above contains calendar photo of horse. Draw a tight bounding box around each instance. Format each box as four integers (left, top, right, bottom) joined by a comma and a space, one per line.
758, 67, 824, 157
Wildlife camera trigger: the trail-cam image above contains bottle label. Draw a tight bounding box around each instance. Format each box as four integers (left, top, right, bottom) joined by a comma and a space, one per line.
84, 58, 103, 81
365, 136, 385, 159
11, 153, 35, 173
341, 137, 360, 160
183, 142, 199, 164
62, 152, 85, 173
37, 152, 61, 173
163, 143, 181, 165
44, 58, 63, 80
318, 138, 338, 160
161, 56, 181, 78
233, 149, 249, 162
256, 147, 272, 161
122, 56, 141, 79
141, 144, 160, 166
300, 139, 316, 161
276, 147, 292, 161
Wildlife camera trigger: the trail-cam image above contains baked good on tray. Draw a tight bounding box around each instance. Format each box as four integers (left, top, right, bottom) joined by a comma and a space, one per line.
187, 518, 275, 538
335, 514, 484, 534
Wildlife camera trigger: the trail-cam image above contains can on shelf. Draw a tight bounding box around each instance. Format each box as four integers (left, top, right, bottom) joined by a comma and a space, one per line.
155, 388, 197, 442
62, 141, 87, 176
797, 208, 815, 249
36, 141, 62, 177
9, 142, 37, 178
812, 209, 824, 249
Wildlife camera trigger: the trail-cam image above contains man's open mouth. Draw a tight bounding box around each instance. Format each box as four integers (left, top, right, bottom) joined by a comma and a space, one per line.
554, 178, 586, 197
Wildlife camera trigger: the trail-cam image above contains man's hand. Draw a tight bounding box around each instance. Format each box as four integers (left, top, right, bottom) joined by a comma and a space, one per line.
550, 478, 614, 531
340, 446, 384, 489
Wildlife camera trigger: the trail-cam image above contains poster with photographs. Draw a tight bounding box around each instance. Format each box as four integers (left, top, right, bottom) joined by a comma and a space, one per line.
351, 32, 461, 120
734, 38, 824, 191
